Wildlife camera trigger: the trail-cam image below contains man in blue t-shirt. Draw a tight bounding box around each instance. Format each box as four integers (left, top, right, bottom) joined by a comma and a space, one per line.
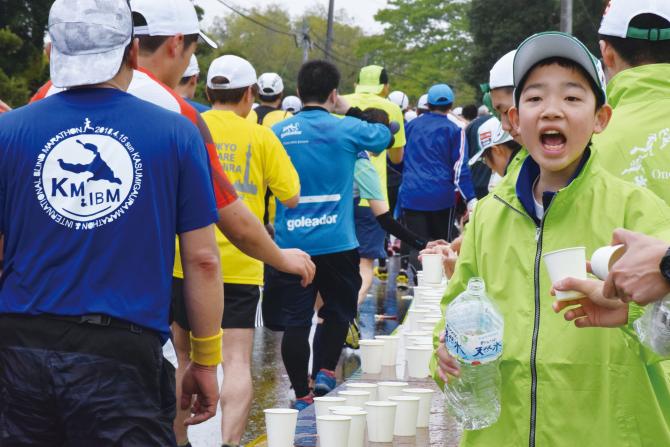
0, 1, 224, 444
398, 83, 477, 272
263, 60, 392, 409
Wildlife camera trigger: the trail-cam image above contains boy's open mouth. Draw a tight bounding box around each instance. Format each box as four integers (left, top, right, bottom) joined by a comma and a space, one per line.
540, 130, 567, 151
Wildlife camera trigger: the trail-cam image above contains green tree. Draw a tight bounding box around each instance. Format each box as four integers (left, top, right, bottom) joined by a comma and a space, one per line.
0, 0, 53, 107
356, 0, 476, 106
195, 4, 366, 104
467, 0, 608, 89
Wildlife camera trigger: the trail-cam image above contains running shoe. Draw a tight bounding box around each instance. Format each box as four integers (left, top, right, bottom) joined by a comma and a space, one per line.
314, 369, 337, 396
396, 269, 410, 290
292, 393, 314, 411
373, 266, 388, 281
344, 320, 361, 349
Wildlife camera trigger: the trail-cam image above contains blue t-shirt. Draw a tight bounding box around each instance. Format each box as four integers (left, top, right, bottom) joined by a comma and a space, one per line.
399, 112, 476, 211
0, 88, 218, 336
272, 107, 391, 256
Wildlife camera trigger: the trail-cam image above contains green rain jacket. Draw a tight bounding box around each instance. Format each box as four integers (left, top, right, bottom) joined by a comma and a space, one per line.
430, 150, 670, 447
592, 64, 670, 205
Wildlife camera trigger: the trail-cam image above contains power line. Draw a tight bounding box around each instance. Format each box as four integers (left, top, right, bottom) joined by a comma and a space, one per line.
211, 0, 295, 37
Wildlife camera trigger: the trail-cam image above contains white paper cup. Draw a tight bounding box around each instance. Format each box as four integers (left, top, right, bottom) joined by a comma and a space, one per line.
405, 346, 433, 379
419, 323, 438, 332
401, 388, 434, 428
408, 336, 433, 345
346, 382, 378, 401
591, 244, 625, 281
338, 390, 371, 408
316, 415, 351, 447
422, 253, 444, 284
377, 381, 409, 401
417, 271, 425, 287
264, 408, 298, 447
543, 247, 587, 301
389, 395, 420, 436
408, 308, 430, 331
375, 335, 400, 366
331, 409, 367, 447
365, 401, 397, 443
358, 339, 384, 374
313, 396, 346, 418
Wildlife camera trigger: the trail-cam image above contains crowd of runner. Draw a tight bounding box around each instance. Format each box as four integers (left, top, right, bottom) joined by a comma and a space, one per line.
1, 0, 670, 446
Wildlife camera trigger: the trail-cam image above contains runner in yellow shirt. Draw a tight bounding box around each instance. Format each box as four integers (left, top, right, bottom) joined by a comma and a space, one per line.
342, 65, 407, 300
172, 55, 301, 446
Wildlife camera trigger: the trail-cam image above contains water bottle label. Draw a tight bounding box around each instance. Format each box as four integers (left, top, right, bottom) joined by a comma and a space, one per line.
445, 324, 503, 364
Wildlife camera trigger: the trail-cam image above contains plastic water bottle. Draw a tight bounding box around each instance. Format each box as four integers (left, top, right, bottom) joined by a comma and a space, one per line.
443, 277, 504, 430
635, 295, 670, 356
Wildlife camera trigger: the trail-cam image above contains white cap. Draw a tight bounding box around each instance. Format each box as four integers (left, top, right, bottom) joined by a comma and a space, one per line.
478, 105, 490, 116
513, 32, 607, 106
599, 0, 670, 39
453, 106, 463, 116
258, 72, 284, 95
207, 55, 257, 90
404, 109, 418, 122
388, 90, 409, 110
48, 0, 132, 88
417, 93, 428, 110
469, 116, 513, 166
131, 0, 218, 48
282, 95, 302, 112
182, 54, 199, 78
489, 50, 516, 89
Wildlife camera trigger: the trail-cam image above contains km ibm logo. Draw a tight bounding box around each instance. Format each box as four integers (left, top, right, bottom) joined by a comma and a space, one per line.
34, 118, 143, 229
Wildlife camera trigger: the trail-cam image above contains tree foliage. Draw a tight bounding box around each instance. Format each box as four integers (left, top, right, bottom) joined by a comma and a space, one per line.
467, 0, 608, 88
357, 0, 476, 106
194, 4, 366, 103
0, 0, 52, 106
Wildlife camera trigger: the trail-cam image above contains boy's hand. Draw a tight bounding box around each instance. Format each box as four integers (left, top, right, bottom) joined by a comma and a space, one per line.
436, 332, 460, 382
552, 297, 628, 328
552, 277, 622, 310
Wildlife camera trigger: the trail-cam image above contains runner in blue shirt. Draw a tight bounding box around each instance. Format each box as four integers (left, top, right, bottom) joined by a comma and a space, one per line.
398, 83, 477, 274
263, 60, 392, 409
0, 1, 223, 443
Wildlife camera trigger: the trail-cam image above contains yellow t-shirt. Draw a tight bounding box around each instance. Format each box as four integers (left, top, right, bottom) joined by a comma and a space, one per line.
174, 110, 300, 284
341, 93, 406, 206
251, 107, 293, 223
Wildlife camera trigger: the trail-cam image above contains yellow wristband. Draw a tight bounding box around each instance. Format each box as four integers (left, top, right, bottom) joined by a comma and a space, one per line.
189, 329, 223, 366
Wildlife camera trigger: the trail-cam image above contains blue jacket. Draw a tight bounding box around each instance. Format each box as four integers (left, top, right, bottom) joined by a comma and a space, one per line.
399, 112, 475, 211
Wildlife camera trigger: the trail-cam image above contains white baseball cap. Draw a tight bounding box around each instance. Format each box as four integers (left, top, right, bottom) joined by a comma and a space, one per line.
489, 50, 516, 89
513, 32, 607, 106
182, 54, 200, 78
388, 90, 409, 110
599, 0, 670, 39
207, 55, 257, 90
282, 95, 302, 113
417, 93, 428, 110
131, 0, 218, 48
48, 0, 132, 88
469, 116, 513, 166
404, 109, 418, 122
258, 72, 284, 95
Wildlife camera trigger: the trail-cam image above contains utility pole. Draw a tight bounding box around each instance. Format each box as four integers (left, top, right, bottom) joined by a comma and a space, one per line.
560, 0, 573, 34
298, 21, 311, 63
325, 0, 335, 61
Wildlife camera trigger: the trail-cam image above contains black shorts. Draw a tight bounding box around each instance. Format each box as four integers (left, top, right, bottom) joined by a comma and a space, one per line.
171, 277, 261, 330
262, 249, 361, 330
0, 314, 175, 446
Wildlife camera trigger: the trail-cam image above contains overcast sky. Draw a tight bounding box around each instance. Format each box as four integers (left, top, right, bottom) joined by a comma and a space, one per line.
195, 0, 389, 35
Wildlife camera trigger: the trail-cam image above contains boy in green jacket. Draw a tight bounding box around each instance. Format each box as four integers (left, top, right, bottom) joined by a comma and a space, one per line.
431, 32, 670, 447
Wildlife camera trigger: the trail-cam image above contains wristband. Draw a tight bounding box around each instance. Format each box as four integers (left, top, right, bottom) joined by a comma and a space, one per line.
189, 329, 223, 366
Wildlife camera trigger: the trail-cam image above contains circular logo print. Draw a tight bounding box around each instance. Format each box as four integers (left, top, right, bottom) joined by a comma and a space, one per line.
34, 132, 141, 229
